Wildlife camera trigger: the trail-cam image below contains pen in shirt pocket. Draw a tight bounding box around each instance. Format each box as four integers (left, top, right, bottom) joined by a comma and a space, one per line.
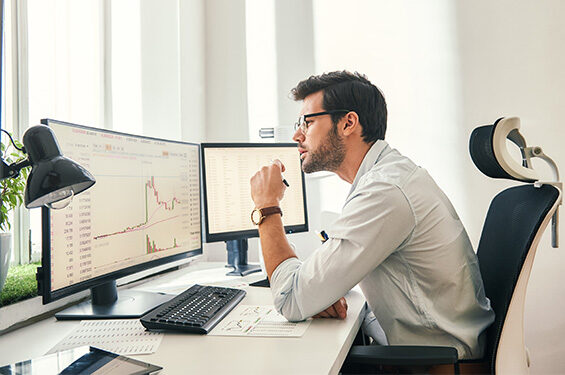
316, 230, 329, 243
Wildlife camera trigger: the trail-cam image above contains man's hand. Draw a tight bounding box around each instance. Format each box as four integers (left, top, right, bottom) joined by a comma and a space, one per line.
312, 297, 348, 319
250, 159, 287, 208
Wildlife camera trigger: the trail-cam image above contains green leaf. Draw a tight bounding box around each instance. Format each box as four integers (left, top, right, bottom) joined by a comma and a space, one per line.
1, 135, 27, 230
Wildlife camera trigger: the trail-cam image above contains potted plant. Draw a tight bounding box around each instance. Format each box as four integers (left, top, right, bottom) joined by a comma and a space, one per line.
1, 133, 29, 292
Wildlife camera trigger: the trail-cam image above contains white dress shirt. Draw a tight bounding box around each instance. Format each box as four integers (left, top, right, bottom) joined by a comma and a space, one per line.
270, 140, 495, 359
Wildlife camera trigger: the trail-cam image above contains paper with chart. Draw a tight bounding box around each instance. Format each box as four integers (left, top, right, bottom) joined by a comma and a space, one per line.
209, 305, 311, 337
47, 319, 163, 355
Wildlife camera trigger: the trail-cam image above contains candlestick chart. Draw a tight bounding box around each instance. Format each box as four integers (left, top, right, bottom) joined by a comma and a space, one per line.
48, 125, 201, 291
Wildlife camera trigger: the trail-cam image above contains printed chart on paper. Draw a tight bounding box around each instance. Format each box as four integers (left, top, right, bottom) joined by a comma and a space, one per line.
209, 305, 311, 337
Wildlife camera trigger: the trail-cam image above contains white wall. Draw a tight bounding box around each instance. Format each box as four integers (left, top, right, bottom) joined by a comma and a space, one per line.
139, 1, 181, 139
312, 1, 565, 372
245, 0, 278, 142
204, 0, 249, 143
179, 0, 206, 143
312, 0, 467, 230
454, 2, 565, 373
200, 0, 252, 261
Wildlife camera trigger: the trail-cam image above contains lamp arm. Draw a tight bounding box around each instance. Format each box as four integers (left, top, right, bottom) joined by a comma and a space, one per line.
0, 157, 31, 180
1, 128, 30, 180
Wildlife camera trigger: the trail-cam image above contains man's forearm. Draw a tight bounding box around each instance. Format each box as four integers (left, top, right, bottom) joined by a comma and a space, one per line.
257, 213, 297, 278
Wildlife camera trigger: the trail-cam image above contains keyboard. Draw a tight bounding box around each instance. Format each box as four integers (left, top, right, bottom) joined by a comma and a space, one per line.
140, 284, 246, 334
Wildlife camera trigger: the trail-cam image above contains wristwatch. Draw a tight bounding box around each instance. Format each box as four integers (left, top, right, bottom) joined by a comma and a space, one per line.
251, 206, 282, 225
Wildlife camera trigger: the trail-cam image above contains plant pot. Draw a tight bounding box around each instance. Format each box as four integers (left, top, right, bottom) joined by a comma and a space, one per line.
0, 232, 12, 293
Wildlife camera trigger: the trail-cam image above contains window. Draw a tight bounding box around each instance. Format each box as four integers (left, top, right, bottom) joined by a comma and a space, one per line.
27, 0, 103, 128
7, 1, 205, 266
26, 0, 105, 262
1, 0, 25, 265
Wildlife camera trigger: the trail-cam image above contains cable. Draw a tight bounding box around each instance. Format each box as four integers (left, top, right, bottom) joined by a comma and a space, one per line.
1, 128, 25, 152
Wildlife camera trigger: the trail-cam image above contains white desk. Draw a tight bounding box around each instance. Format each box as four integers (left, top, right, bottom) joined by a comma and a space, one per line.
0, 263, 366, 374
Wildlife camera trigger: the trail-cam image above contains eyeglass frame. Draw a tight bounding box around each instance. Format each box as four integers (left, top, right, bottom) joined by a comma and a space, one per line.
294, 109, 352, 133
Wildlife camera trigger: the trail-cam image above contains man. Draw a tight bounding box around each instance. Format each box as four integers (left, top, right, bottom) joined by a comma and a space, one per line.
249, 71, 494, 359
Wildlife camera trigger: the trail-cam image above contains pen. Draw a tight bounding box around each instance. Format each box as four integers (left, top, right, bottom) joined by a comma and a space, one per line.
316, 230, 329, 243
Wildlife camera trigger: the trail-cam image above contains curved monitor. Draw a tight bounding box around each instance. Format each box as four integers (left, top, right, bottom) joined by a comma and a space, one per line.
201, 143, 308, 275
38, 119, 202, 319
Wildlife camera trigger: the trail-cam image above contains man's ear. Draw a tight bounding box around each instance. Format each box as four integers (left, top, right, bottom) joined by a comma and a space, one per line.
342, 112, 360, 136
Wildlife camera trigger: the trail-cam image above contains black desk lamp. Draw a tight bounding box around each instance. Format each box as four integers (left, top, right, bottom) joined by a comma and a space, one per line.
1, 125, 95, 208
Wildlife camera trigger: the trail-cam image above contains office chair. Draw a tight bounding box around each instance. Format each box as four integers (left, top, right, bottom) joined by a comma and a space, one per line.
344, 117, 562, 374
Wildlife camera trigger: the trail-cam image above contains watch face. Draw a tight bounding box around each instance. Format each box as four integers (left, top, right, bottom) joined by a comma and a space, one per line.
251, 209, 263, 225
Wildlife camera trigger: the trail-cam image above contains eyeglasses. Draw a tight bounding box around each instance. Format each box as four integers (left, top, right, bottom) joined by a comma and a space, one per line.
294, 110, 352, 134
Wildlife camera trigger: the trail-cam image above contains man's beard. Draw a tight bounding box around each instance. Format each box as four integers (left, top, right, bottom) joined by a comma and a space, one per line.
302, 125, 346, 173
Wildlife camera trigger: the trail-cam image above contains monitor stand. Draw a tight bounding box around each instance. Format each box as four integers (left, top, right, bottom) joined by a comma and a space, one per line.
225, 239, 262, 276
55, 280, 173, 320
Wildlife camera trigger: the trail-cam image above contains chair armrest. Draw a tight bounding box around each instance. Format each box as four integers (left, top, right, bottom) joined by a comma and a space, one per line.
347, 345, 458, 366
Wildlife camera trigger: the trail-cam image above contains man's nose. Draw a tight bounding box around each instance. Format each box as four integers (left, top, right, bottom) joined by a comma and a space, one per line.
292, 128, 304, 143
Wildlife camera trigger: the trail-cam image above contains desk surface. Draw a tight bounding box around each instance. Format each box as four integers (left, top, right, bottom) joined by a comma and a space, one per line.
0, 263, 365, 375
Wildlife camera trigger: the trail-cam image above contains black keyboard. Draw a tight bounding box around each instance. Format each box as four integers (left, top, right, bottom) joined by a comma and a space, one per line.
140, 284, 246, 334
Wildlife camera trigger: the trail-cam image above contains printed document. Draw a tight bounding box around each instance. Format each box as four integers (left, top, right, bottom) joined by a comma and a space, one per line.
209, 305, 311, 337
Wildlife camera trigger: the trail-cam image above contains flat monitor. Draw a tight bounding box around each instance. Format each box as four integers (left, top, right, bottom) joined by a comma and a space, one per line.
201, 143, 308, 276
37, 119, 202, 320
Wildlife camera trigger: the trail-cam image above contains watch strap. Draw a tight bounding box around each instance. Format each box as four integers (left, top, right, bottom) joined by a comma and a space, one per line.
260, 206, 282, 218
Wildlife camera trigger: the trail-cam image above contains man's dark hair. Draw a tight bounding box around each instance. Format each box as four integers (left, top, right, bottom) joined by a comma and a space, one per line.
291, 71, 387, 143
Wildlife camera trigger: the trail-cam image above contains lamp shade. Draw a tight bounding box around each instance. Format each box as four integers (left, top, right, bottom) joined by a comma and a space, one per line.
22, 125, 95, 208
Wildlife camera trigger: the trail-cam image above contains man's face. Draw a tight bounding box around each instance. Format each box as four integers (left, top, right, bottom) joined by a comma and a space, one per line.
292, 91, 346, 174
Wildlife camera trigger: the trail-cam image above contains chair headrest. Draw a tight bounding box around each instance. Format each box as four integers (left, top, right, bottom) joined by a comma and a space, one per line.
469, 117, 538, 182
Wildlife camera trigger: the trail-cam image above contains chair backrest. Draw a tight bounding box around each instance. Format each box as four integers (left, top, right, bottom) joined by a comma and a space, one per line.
476, 185, 559, 374
469, 118, 562, 374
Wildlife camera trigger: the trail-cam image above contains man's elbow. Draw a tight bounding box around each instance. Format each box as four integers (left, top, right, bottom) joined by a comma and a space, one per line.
279, 307, 308, 322
275, 295, 308, 322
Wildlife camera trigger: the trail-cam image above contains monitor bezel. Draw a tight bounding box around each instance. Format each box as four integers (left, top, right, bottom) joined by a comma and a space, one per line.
39, 118, 203, 304
200, 142, 309, 243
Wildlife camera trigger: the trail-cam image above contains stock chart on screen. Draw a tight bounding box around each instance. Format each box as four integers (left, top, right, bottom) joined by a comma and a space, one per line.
46, 122, 201, 291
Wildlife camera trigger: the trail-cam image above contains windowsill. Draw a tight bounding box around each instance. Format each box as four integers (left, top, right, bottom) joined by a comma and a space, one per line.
0, 257, 201, 335
0, 291, 90, 335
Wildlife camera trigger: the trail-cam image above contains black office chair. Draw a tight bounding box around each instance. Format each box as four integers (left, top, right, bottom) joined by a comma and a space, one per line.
343, 117, 562, 374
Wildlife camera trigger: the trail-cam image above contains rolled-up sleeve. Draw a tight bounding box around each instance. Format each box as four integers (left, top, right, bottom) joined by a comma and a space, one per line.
270, 257, 304, 321
269, 180, 416, 322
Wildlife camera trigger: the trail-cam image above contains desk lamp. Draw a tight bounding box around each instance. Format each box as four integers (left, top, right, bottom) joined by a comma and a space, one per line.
1, 125, 95, 208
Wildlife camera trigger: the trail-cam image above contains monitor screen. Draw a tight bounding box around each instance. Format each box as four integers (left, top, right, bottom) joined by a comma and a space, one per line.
38, 119, 201, 319
201, 143, 308, 243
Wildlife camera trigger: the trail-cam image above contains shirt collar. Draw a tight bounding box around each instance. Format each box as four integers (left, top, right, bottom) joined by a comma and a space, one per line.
349, 139, 390, 192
